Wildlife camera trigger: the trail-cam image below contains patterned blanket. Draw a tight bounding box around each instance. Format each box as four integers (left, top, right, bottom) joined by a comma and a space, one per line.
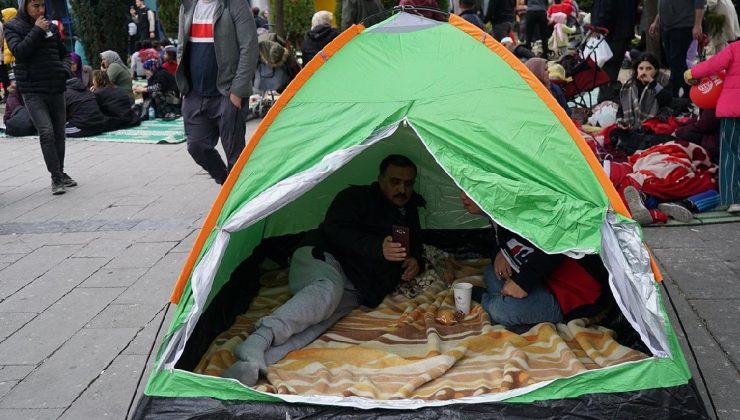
1, 118, 185, 144
194, 266, 647, 400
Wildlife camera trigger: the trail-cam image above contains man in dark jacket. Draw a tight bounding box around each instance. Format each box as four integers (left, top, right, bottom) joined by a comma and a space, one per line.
64, 78, 109, 138
592, 0, 639, 101
485, 0, 516, 41
301, 10, 339, 64
177, 0, 259, 185
131, 0, 156, 41
341, 0, 384, 31
224, 155, 425, 386
4, 0, 75, 195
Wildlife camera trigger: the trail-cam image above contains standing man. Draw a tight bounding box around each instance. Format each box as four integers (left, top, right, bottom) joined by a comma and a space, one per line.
485, 0, 517, 41
131, 0, 156, 41
341, 0, 384, 31
649, 0, 706, 97
4, 0, 75, 195
177, 0, 258, 185
224, 155, 425, 386
591, 0, 639, 102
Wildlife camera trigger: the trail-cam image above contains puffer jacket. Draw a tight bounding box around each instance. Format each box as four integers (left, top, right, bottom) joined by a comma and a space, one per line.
65, 78, 108, 134
2, 8, 16, 65
4, 0, 70, 94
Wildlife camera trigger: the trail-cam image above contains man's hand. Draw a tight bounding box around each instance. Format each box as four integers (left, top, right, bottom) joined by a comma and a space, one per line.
149, 31, 156, 39
692, 24, 702, 40
35, 16, 49, 30
493, 250, 512, 280
382, 236, 406, 262
648, 19, 659, 38
401, 257, 419, 282
501, 278, 528, 298
230, 93, 242, 109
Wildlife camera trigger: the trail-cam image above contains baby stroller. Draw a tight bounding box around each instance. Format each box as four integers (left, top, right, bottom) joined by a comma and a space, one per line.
553, 24, 612, 110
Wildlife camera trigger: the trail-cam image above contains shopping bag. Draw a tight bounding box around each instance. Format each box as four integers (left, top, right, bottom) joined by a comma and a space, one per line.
581, 34, 613, 68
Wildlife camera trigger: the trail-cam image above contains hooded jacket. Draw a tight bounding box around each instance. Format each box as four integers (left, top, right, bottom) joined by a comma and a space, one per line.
64, 78, 108, 135
4, 0, 70, 94
176, 0, 259, 98
94, 86, 139, 130
341, 0, 384, 31
301, 25, 338, 64
2, 8, 16, 65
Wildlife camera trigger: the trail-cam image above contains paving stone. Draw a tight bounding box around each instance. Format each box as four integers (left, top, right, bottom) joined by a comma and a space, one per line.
0, 244, 84, 302
0, 409, 65, 420
138, 228, 196, 243
0, 288, 124, 365
643, 226, 707, 249
0, 263, 8, 272
40, 231, 104, 246
689, 299, 740, 370
59, 354, 147, 420
0, 365, 34, 382
661, 278, 740, 420
0, 328, 138, 409
651, 248, 740, 300
105, 241, 177, 270
0, 257, 109, 313
91, 205, 144, 221
87, 303, 166, 329
73, 237, 134, 259
115, 252, 184, 306
0, 312, 35, 341
0, 254, 22, 264
171, 229, 200, 253
123, 304, 173, 356
79, 267, 147, 288
0, 233, 56, 254
0, 381, 17, 400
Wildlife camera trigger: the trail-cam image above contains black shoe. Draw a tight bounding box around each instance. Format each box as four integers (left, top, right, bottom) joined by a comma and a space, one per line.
51, 178, 66, 195
61, 173, 77, 187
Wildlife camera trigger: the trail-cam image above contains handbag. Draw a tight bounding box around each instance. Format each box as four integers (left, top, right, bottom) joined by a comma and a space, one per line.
581, 34, 613, 68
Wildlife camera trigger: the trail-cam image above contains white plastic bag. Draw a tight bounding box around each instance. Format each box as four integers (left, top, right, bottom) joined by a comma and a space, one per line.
582, 35, 613, 68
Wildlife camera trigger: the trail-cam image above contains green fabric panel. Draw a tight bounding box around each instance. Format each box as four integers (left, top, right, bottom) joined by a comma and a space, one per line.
145, 369, 281, 402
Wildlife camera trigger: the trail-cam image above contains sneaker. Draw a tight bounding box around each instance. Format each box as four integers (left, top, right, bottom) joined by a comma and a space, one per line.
728, 203, 740, 214
657, 202, 694, 223
623, 186, 652, 225
61, 173, 77, 187
51, 178, 66, 195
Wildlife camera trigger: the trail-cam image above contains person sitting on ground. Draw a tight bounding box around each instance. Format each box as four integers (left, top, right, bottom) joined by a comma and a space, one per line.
458, 0, 485, 30
500, 36, 535, 61
91, 70, 139, 131
301, 11, 339, 64
133, 50, 180, 119
64, 76, 109, 138
100, 50, 134, 101
3, 80, 36, 137
161, 46, 177, 75
223, 154, 425, 386
526, 57, 571, 116
69, 52, 92, 89
459, 192, 608, 328
617, 53, 672, 131
129, 40, 147, 79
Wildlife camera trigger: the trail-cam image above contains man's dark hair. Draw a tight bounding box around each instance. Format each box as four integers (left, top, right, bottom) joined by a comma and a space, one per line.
379, 154, 417, 176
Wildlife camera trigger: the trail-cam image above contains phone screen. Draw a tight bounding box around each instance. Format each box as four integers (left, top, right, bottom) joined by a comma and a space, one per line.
392, 225, 410, 253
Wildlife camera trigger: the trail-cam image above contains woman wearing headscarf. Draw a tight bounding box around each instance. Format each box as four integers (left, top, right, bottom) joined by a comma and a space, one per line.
100, 50, 133, 101
132, 49, 179, 119
525, 57, 570, 116
69, 52, 92, 88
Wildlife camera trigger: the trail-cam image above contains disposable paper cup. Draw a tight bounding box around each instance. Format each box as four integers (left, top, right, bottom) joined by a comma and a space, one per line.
453, 282, 473, 314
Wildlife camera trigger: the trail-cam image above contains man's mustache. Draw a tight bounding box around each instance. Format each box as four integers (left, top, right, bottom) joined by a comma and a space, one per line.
394, 193, 407, 199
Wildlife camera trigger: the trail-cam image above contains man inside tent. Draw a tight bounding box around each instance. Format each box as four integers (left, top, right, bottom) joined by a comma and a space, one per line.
460, 192, 609, 328
223, 154, 426, 386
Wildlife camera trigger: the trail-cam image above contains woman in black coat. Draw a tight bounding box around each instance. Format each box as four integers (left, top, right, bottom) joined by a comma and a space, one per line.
64, 77, 109, 138
91, 69, 140, 131
301, 11, 339, 64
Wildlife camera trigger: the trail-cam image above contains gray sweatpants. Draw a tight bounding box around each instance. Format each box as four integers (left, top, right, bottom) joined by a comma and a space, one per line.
255, 246, 361, 365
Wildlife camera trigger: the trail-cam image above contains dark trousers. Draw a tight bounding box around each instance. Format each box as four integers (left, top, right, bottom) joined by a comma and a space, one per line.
492, 21, 512, 41
22, 93, 66, 179
525, 10, 549, 57
598, 38, 631, 103
663, 27, 693, 97
183, 92, 246, 185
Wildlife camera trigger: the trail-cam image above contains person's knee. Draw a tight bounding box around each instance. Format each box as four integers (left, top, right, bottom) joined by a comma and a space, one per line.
186, 138, 211, 158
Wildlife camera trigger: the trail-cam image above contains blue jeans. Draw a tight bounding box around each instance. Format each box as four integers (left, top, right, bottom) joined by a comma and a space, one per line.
481, 264, 563, 327
22, 93, 66, 179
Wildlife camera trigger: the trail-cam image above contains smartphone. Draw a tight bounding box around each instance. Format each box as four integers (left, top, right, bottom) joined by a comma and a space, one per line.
392, 225, 410, 253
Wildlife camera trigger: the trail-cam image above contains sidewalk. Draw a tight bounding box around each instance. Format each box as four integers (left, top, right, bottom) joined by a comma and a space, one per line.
0, 127, 737, 419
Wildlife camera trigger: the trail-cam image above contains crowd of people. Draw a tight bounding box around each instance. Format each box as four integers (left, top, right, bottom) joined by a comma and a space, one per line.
0, 0, 738, 221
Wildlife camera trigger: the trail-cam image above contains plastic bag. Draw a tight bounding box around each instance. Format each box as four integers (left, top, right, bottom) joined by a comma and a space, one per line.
582, 35, 613, 68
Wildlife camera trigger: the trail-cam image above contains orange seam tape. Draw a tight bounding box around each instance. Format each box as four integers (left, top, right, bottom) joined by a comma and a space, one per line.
169, 24, 366, 304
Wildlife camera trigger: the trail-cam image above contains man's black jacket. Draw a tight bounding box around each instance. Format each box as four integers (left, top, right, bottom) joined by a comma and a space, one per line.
303, 183, 425, 308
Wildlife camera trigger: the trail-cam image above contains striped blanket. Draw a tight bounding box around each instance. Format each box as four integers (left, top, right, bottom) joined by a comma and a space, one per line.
195, 268, 647, 399
1, 118, 185, 144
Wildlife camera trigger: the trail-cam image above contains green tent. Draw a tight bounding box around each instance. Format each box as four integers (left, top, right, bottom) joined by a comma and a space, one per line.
133, 12, 707, 418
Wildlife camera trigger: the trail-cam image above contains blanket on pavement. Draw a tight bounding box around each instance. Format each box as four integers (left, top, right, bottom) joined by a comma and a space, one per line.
1, 118, 185, 144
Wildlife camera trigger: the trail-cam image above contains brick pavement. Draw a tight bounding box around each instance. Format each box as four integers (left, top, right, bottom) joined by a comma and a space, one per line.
0, 126, 737, 419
